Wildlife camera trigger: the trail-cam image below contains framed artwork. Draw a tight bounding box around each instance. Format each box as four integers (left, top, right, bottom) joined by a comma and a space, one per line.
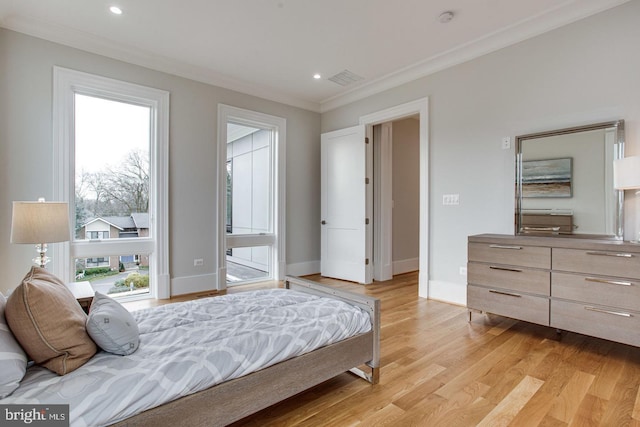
522, 158, 572, 198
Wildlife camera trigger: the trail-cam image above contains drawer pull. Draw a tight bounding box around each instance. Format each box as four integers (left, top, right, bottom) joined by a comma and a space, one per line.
489, 266, 523, 273
523, 226, 561, 232
585, 277, 632, 287
489, 245, 522, 250
489, 289, 522, 298
586, 251, 634, 258
584, 306, 632, 318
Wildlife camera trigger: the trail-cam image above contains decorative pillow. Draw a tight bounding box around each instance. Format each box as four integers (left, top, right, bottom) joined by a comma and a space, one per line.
0, 292, 27, 398
5, 267, 96, 375
86, 292, 139, 355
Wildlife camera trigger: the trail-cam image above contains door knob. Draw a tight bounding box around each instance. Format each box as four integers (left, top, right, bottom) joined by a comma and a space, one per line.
321, 220, 326, 225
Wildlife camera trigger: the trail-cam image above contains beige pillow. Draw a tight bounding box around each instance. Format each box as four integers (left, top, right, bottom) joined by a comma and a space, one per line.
5, 267, 96, 375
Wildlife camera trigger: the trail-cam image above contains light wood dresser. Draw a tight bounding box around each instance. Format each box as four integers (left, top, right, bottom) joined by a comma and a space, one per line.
467, 234, 640, 347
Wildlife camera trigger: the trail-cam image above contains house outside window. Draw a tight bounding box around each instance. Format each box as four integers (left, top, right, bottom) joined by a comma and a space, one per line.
219, 105, 286, 288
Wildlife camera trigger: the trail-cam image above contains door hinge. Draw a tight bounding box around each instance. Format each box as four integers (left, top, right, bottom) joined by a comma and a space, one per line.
365, 177, 370, 184
365, 218, 370, 225
365, 137, 369, 144
365, 258, 370, 265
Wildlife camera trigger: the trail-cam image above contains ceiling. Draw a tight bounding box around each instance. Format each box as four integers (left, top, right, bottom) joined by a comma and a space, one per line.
0, 0, 629, 112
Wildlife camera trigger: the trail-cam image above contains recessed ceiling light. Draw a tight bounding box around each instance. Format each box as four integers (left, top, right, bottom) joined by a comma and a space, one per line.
313, 73, 322, 80
109, 6, 123, 15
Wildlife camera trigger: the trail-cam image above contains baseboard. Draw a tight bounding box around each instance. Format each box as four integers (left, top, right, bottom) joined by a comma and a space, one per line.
392, 258, 419, 275
286, 261, 320, 277
171, 273, 218, 296
427, 280, 467, 306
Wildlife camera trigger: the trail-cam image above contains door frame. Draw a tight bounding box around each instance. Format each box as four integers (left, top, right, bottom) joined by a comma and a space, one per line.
217, 104, 286, 290
359, 98, 429, 297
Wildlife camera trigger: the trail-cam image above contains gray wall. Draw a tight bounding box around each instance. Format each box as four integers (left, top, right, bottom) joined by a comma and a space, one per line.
391, 118, 419, 264
321, 0, 640, 301
0, 28, 320, 295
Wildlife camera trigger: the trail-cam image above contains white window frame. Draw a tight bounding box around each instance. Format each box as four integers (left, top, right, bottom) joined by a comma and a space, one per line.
217, 105, 286, 289
52, 67, 170, 299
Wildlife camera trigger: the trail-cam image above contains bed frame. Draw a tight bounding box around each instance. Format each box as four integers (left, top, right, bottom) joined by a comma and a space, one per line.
113, 275, 380, 427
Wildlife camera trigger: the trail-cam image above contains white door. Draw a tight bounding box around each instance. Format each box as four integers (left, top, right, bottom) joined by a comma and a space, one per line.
321, 125, 372, 284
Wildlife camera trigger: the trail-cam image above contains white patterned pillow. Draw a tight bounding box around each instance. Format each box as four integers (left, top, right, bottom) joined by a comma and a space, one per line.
86, 292, 139, 355
0, 292, 27, 397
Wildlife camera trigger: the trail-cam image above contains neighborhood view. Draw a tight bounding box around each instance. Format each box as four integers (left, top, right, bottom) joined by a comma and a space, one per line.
73, 96, 277, 296
74, 94, 151, 297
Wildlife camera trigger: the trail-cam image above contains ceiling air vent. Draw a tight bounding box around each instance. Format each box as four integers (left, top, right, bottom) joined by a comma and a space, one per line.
328, 69, 364, 86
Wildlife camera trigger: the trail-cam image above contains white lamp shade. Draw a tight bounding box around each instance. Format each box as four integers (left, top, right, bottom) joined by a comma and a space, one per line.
10, 201, 71, 244
614, 156, 640, 190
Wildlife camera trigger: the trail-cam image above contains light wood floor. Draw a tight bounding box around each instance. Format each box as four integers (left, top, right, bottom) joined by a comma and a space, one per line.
132, 272, 640, 426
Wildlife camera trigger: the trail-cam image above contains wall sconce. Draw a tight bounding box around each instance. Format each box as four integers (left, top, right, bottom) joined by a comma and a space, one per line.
10, 198, 71, 268
614, 156, 640, 242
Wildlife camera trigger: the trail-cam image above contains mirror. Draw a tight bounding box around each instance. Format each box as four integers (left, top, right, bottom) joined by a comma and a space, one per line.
515, 120, 625, 239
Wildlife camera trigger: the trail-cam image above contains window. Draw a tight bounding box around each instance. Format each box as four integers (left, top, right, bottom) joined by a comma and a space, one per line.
218, 105, 286, 287
85, 257, 109, 267
87, 231, 109, 240
53, 67, 169, 299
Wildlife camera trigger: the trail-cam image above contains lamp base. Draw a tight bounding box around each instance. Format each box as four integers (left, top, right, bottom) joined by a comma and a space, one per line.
33, 243, 50, 269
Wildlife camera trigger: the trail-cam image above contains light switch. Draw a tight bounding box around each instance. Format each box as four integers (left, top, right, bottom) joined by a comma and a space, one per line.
443, 194, 460, 205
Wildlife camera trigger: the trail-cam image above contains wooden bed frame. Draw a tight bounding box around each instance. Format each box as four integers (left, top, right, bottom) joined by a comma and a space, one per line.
113, 275, 380, 427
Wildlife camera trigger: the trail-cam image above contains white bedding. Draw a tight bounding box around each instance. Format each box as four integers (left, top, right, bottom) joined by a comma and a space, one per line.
2, 288, 372, 426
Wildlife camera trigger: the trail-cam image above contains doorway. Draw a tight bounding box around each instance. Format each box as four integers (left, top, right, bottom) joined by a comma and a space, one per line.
373, 117, 420, 280
359, 98, 429, 297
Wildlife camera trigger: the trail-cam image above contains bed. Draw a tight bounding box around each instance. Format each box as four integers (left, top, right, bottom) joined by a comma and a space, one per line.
1, 275, 380, 427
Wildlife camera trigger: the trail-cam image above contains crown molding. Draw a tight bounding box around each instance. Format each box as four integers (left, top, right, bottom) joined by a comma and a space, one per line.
1, 0, 629, 115
0, 15, 322, 113
319, 0, 630, 113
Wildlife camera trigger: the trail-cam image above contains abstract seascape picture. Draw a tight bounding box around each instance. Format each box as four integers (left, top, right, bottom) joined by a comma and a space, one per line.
522, 158, 572, 198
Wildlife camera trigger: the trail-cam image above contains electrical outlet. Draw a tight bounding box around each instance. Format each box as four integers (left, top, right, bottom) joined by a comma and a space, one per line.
194, 258, 204, 267
501, 137, 511, 149
459, 266, 467, 276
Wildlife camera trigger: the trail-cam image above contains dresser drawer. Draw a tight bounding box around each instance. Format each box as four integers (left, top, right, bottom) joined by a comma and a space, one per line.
468, 243, 550, 269
468, 263, 550, 296
468, 284, 549, 325
552, 272, 640, 312
551, 299, 640, 347
553, 248, 640, 279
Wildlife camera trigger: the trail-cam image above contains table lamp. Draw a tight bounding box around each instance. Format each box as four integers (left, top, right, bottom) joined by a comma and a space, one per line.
10, 198, 71, 268
614, 156, 640, 242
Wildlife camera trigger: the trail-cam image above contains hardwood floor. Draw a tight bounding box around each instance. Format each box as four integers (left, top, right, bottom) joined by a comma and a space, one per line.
131, 272, 640, 426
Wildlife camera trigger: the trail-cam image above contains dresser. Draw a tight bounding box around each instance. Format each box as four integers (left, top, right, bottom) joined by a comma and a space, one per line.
467, 234, 640, 347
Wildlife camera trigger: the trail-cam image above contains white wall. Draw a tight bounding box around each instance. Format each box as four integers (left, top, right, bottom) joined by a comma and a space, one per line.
321, 1, 640, 304
391, 118, 419, 273
0, 28, 320, 295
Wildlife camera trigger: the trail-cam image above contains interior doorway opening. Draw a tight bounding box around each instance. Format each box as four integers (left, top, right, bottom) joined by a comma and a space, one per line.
359, 98, 429, 297
372, 116, 420, 282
